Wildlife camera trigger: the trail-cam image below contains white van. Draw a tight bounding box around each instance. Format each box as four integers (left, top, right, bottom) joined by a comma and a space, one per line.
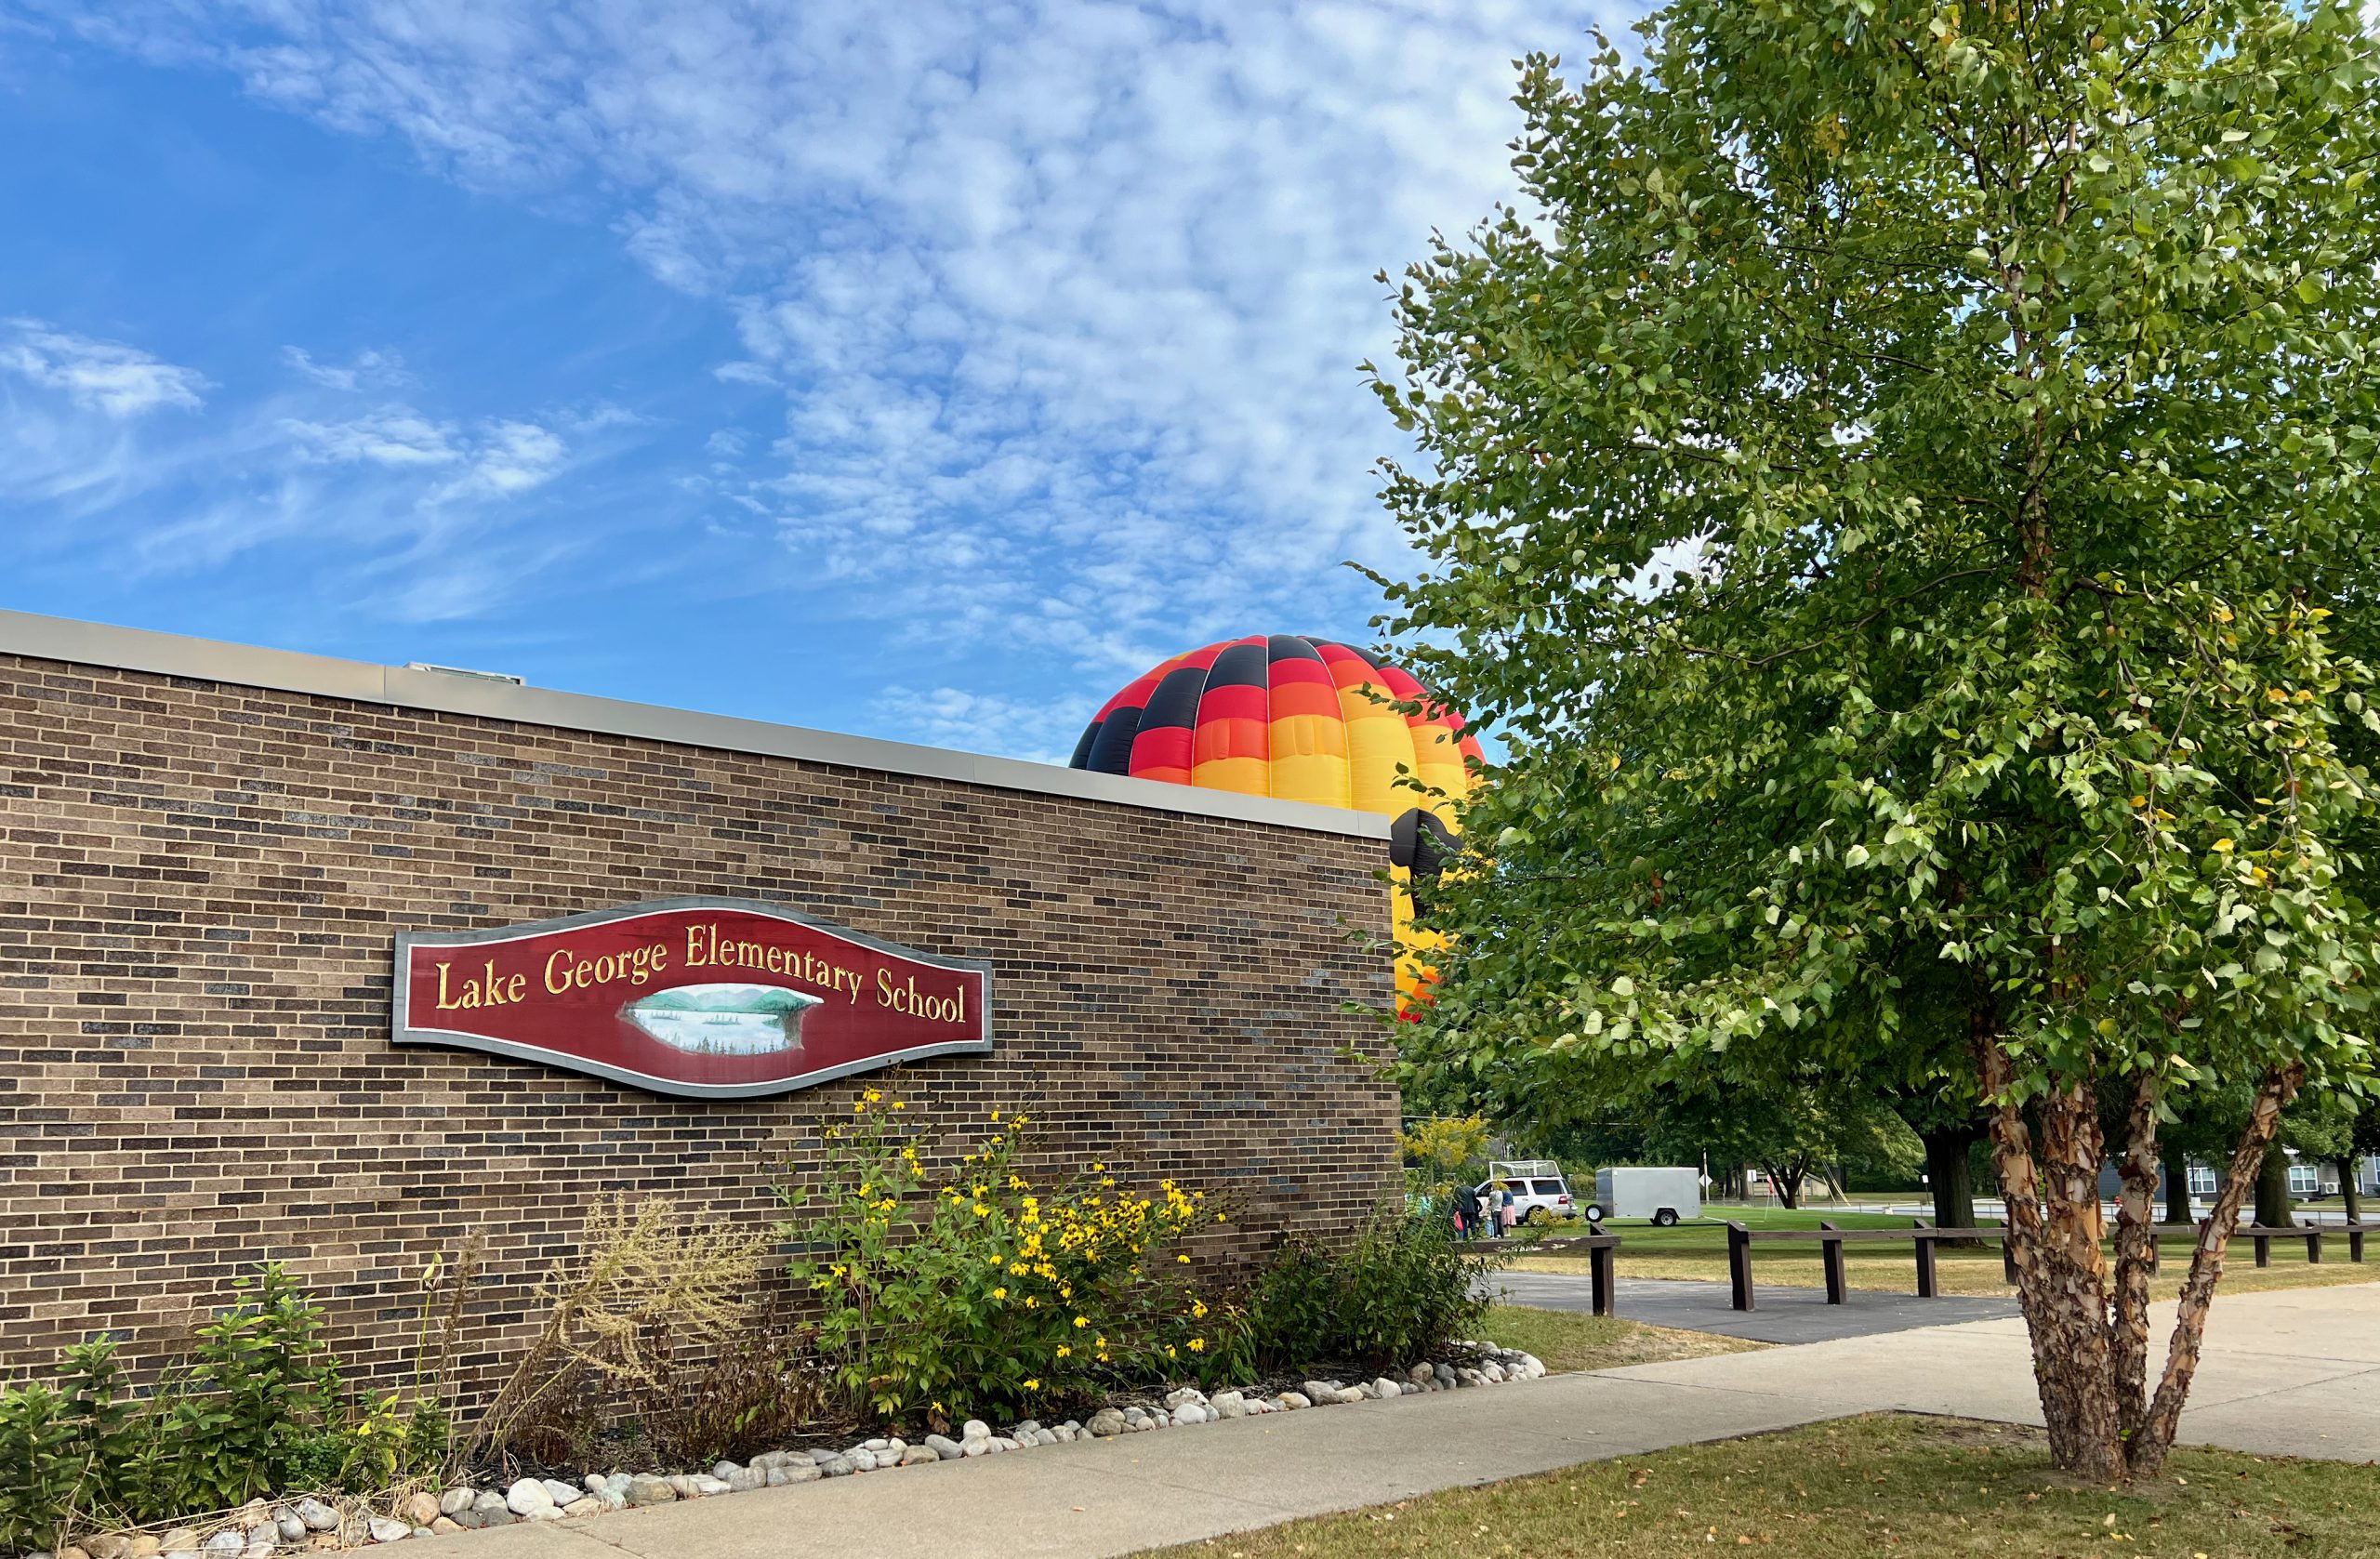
1474, 1159, 1580, 1227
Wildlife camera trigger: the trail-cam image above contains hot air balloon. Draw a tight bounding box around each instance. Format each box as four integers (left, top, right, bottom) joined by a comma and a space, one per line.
1066, 635, 1482, 1007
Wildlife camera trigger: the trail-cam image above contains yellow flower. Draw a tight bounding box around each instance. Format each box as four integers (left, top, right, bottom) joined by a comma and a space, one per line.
1191, 1301, 1209, 1319
1188, 1338, 1206, 1353
992, 1287, 1008, 1301
1177, 1253, 1191, 1264
1074, 1315, 1089, 1328
991, 1109, 1001, 1121
891, 1100, 906, 1110
1056, 1344, 1072, 1358
863, 1088, 882, 1103
1023, 1378, 1040, 1391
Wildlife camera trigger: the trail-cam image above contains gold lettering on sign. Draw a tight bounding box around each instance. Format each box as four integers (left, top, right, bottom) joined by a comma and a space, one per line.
433, 959, 528, 1011
875, 968, 968, 1025
683, 923, 867, 1001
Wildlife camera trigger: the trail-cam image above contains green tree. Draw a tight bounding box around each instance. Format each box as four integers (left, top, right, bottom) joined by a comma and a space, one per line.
1368, 0, 2379, 1483
2343, 1099, 2380, 1222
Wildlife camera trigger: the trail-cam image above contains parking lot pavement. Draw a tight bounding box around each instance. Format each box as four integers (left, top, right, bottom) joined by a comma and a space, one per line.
1486, 1269, 2022, 1344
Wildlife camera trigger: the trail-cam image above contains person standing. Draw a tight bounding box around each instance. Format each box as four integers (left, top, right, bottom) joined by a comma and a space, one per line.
1499, 1182, 1518, 1236
1457, 1181, 1483, 1241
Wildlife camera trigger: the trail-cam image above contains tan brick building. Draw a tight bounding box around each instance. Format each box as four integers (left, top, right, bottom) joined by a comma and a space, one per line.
0, 612, 1400, 1394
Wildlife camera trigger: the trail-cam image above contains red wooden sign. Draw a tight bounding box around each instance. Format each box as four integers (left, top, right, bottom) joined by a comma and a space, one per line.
392, 899, 992, 1098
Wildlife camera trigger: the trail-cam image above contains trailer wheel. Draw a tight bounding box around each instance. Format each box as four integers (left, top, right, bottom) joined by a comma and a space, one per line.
1652, 1207, 1680, 1227
1581, 1203, 1606, 1223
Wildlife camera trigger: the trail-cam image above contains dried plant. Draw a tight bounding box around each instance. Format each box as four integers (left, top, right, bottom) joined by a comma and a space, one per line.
467, 1196, 764, 1465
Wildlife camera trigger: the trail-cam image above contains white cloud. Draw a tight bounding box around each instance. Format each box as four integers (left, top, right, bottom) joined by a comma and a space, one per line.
449, 418, 565, 497
872, 683, 1095, 766
282, 345, 411, 390
2, 319, 640, 625
33, 4, 1588, 680
28, 2, 1609, 757
284, 407, 462, 467
1, 318, 208, 416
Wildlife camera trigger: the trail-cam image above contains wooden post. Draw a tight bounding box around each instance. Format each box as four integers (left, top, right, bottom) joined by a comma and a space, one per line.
2349, 1221, 2365, 1264
1589, 1222, 1616, 1317
1728, 1221, 1754, 1311
2306, 1225, 2323, 1263
1912, 1220, 1937, 1299
2253, 1230, 2272, 1268
1818, 1221, 1847, 1305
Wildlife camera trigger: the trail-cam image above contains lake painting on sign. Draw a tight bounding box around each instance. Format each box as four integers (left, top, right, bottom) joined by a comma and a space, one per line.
621, 983, 822, 1056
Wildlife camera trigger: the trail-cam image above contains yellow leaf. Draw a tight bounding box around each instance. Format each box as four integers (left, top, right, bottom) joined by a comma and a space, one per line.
2212, 839, 2235, 853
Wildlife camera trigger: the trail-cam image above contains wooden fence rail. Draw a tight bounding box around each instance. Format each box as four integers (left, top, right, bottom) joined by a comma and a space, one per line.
1727, 1217, 2368, 1309
1727, 1220, 2014, 1310
1470, 1225, 1622, 1317
2233, 1220, 2367, 1267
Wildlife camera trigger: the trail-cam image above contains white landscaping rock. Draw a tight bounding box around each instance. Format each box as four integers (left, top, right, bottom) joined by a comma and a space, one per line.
1277, 1391, 1310, 1409
364, 1517, 410, 1544
505, 1478, 556, 1519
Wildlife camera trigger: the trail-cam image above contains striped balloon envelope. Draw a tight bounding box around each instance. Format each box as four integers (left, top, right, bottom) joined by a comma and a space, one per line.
1067, 634, 1483, 1008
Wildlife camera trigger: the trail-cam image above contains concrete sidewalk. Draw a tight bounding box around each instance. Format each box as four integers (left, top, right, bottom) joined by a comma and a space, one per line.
401, 1282, 2378, 1559
1602, 1279, 2380, 1463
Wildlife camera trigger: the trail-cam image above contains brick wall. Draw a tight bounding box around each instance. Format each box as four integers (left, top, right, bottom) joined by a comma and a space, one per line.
0, 651, 1399, 1396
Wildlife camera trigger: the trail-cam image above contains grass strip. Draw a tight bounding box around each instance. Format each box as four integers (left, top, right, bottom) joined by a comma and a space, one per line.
1140, 1411, 2380, 1557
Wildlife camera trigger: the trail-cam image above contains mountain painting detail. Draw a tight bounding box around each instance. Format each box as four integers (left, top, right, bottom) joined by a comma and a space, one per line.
392, 899, 992, 1099
623, 983, 821, 1055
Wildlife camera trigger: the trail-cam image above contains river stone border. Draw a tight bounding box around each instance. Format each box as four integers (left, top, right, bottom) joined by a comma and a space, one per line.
33, 1347, 1545, 1559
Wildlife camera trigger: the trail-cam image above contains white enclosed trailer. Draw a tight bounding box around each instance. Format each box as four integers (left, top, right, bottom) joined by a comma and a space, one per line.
1591, 1167, 1702, 1225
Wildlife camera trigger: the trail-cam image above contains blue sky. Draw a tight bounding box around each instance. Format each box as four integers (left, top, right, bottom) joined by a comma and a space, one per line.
1, 3, 1586, 761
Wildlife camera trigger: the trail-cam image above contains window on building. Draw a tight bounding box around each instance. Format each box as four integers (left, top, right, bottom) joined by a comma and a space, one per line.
2187, 1165, 2216, 1197
2288, 1161, 2320, 1198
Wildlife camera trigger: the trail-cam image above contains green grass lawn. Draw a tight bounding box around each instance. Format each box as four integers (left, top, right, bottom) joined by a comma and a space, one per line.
1474, 1303, 1766, 1374
1139, 1412, 2380, 1557
1509, 1207, 2378, 1301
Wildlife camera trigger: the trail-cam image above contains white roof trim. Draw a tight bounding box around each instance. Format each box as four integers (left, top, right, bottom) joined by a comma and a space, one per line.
0, 609, 1392, 840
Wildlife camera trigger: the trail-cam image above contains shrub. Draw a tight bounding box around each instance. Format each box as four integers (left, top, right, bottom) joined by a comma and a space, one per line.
625, 1300, 829, 1467
0, 1264, 454, 1553
0, 1381, 79, 1555
1246, 1207, 1501, 1374
779, 1091, 1223, 1426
